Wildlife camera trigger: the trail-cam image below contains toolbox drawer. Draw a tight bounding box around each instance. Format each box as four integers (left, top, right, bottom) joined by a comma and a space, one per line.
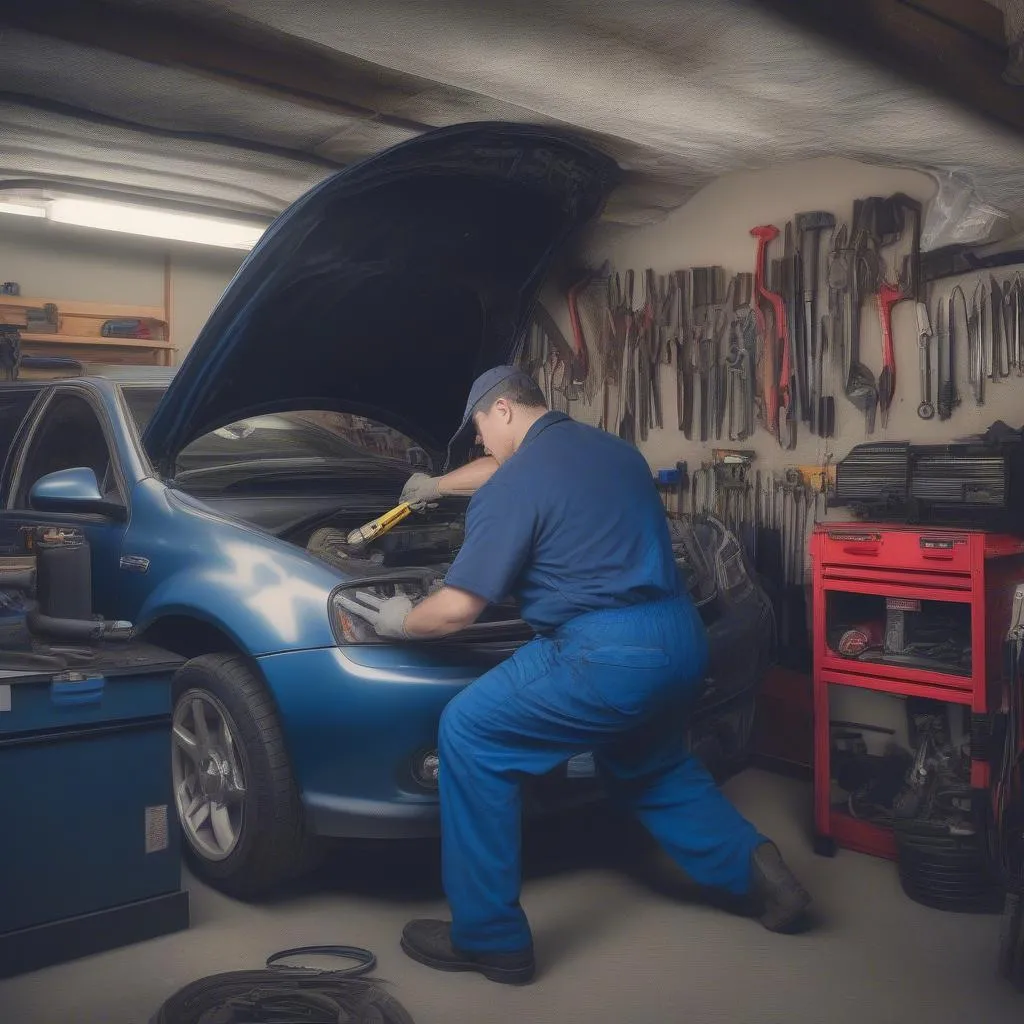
818, 653, 975, 694
814, 525, 977, 575
0, 670, 172, 736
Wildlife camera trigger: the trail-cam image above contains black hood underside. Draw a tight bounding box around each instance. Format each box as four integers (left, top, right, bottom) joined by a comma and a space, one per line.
143, 123, 621, 472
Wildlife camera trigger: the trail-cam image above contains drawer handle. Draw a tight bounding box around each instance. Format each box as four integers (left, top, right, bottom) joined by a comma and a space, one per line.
50, 677, 104, 707
842, 544, 880, 556
921, 552, 954, 562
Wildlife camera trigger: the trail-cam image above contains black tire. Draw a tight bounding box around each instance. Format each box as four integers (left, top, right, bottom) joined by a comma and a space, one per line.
172, 653, 319, 899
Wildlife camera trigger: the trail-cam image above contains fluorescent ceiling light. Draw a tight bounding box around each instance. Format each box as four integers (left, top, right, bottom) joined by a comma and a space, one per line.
0, 200, 46, 219
48, 197, 265, 250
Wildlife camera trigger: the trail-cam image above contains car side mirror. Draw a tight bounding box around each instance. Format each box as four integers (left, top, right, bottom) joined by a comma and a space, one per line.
29, 468, 127, 521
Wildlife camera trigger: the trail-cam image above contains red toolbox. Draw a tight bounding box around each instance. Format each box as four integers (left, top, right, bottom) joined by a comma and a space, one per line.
811, 523, 1024, 860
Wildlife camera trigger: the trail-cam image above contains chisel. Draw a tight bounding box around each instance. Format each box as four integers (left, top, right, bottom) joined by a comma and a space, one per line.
936, 295, 953, 421
940, 289, 964, 421
991, 276, 1004, 380
818, 315, 835, 437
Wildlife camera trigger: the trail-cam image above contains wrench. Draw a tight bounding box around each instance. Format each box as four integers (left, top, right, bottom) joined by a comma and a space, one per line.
1000, 276, 1014, 378
697, 333, 713, 442
751, 226, 784, 436
969, 281, 986, 406
726, 342, 754, 441
916, 301, 934, 419
936, 295, 955, 421
990, 276, 1004, 381
939, 287, 965, 421
1009, 274, 1023, 376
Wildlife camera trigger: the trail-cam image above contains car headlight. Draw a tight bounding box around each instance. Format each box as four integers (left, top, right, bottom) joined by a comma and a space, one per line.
329, 571, 532, 645
329, 571, 441, 645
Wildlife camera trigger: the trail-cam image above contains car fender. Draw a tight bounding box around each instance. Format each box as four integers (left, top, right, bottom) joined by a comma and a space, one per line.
127, 482, 342, 656
135, 560, 338, 656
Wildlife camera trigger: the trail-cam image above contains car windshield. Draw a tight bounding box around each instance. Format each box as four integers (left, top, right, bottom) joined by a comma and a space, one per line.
124, 387, 431, 494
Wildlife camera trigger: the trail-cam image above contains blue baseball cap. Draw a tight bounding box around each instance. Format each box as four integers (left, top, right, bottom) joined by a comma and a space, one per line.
444, 365, 539, 468
450, 365, 539, 445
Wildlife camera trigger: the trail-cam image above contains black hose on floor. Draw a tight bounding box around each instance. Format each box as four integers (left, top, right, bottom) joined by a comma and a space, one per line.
264, 945, 378, 975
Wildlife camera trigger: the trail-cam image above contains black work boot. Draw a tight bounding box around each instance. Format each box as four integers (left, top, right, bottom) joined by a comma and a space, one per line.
401, 920, 535, 985
749, 841, 812, 933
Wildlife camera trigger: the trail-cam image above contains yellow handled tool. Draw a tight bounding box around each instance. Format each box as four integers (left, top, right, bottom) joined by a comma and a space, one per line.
346, 501, 416, 548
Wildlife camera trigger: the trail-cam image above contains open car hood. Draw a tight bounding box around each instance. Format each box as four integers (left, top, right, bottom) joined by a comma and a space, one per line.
142, 122, 620, 473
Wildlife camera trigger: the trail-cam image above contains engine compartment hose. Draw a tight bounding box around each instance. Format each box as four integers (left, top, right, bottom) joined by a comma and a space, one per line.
27, 610, 134, 642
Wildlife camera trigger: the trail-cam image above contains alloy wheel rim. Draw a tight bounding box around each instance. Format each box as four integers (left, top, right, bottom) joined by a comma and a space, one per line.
171, 689, 247, 861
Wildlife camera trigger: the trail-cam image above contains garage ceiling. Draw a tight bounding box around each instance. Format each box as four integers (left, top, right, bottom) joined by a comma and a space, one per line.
0, 0, 1022, 245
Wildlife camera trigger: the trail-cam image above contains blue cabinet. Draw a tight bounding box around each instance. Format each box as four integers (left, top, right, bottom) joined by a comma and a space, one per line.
0, 644, 190, 978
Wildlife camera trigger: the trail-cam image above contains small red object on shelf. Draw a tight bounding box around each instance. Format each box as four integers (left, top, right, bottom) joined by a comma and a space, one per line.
811, 523, 1024, 860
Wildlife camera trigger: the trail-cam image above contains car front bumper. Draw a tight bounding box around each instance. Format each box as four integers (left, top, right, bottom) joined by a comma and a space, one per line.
256, 580, 773, 843
256, 644, 604, 840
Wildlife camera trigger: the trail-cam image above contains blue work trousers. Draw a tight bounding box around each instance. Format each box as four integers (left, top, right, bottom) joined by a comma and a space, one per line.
437, 595, 763, 953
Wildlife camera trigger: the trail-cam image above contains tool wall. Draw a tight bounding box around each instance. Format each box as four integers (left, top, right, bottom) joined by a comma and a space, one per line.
522, 163, 1024, 479
520, 163, 1024, 687
528, 203, 1024, 455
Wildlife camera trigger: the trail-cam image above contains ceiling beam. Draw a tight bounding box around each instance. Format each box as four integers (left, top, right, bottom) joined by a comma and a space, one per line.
1, 0, 436, 135
756, 0, 1024, 136
899, 0, 1006, 48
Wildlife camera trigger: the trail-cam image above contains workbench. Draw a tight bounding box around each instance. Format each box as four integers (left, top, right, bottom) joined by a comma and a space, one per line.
0, 642, 189, 978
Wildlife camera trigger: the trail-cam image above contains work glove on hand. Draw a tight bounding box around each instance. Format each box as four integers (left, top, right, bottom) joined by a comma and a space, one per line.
400, 472, 442, 507
335, 592, 414, 640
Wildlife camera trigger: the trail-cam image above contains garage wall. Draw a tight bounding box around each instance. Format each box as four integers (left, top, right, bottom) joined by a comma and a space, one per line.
165, 248, 244, 358
0, 217, 244, 360
575, 155, 1020, 735
577, 155, 1023, 475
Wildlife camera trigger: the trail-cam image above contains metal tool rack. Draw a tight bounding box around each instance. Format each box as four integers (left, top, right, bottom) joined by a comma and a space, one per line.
811, 523, 1024, 859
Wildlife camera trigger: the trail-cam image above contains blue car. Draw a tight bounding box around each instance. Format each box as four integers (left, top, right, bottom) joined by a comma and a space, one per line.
0, 124, 772, 896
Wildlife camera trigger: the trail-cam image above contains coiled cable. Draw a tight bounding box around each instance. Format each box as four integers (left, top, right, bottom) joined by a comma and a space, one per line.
150, 946, 414, 1024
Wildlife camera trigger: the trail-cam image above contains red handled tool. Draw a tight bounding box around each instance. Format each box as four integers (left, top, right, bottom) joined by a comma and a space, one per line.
566, 270, 595, 386
876, 280, 905, 430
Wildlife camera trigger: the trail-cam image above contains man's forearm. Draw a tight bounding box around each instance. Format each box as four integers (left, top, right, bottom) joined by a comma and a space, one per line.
437, 457, 498, 497
403, 586, 486, 639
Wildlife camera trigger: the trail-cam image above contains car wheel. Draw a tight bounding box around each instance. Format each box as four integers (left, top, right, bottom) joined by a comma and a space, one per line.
170, 653, 318, 898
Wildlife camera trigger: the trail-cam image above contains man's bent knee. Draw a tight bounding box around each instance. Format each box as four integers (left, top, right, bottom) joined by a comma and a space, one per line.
439, 690, 478, 753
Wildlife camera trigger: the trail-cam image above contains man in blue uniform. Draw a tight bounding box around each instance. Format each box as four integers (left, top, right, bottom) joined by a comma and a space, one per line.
367, 365, 810, 984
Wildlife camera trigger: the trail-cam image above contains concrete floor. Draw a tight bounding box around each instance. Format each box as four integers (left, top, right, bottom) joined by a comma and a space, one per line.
2, 769, 1020, 1023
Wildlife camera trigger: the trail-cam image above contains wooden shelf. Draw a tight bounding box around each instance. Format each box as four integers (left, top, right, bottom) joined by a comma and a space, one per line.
20, 332, 174, 352
0, 280, 174, 370
0, 295, 166, 321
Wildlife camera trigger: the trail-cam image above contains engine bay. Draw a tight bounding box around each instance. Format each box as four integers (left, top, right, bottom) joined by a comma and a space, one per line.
302, 508, 466, 579
295, 501, 761, 614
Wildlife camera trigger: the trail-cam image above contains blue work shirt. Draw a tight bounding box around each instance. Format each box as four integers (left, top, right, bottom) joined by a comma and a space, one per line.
444, 411, 681, 632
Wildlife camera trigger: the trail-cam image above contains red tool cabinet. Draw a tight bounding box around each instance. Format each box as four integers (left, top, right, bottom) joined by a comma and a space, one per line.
811, 523, 1024, 860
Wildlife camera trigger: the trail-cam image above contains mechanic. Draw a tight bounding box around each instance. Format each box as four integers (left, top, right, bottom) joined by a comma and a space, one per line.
368, 364, 811, 985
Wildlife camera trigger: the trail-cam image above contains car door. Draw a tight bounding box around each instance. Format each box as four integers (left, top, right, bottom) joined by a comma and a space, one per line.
1, 385, 131, 617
